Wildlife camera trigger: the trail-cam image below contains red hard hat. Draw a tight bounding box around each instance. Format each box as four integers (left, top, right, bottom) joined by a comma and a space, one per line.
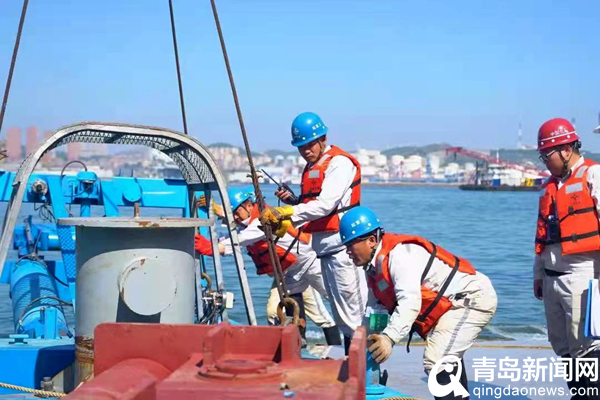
537, 118, 580, 151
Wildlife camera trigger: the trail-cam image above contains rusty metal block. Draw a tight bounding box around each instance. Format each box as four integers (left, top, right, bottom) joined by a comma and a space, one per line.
65, 322, 366, 400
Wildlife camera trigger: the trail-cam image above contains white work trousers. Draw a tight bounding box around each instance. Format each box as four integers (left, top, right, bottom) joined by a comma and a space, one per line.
320, 250, 368, 337
267, 283, 335, 328
543, 270, 600, 358
424, 272, 498, 373
283, 257, 328, 296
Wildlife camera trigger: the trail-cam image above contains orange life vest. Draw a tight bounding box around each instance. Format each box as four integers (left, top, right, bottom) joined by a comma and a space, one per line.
299, 146, 361, 233
535, 159, 600, 255
246, 206, 311, 275
368, 233, 476, 340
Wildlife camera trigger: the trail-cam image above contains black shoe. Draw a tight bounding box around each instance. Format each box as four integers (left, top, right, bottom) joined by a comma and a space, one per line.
344, 335, 352, 356
433, 361, 470, 400
563, 354, 587, 400
572, 351, 600, 400
322, 326, 342, 346
380, 369, 389, 386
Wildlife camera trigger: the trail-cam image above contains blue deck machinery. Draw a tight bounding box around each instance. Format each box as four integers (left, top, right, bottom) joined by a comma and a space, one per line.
0, 122, 257, 398
0, 122, 408, 399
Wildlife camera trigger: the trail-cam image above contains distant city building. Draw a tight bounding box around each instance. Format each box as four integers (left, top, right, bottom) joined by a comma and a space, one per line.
67, 142, 81, 161
41, 130, 55, 163
80, 143, 100, 158
210, 145, 245, 171
355, 153, 370, 167
427, 155, 440, 174
6, 127, 22, 162
403, 155, 423, 174
80, 142, 109, 157
2, 126, 538, 185
97, 143, 109, 156
361, 165, 378, 178
353, 149, 387, 168
25, 126, 39, 156
285, 155, 297, 165
390, 155, 404, 166
374, 154, 387, 167
445, 162, 460, 176
464, 162, 476, 172
227, 171, 253, 183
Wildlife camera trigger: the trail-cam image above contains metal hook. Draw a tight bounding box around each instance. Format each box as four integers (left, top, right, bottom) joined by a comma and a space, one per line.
276, 297, 301, 327
201, 272, 212, 290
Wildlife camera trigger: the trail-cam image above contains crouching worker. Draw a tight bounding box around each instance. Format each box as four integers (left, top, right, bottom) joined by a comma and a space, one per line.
195, 187, 341, 345
339, 206, 497, 400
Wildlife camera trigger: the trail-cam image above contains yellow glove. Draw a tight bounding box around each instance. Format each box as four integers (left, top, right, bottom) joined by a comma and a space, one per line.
196, 195, 207, 208
368, 334, 393, 364
212, 202, 224, 218
197, 196, 225, 218
259, 205, 294, 227
275, 219, 292, 238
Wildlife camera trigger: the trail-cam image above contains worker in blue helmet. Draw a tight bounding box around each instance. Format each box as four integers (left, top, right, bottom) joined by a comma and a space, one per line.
290, 111, 329, 147
194, 186, 341, 345
339, 206, 497, 400
260, 112, 367, 354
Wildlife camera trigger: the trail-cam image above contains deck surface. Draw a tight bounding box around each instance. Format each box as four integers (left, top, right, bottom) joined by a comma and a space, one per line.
323, 341, 570, 400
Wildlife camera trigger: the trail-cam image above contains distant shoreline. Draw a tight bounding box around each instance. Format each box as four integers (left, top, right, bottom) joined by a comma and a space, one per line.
362, 181, 460, 188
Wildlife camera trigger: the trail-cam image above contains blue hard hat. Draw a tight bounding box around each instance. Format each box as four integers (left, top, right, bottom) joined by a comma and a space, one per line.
228, 186, 255, 212
339, 206, 381, 245
291, 112, 328, 147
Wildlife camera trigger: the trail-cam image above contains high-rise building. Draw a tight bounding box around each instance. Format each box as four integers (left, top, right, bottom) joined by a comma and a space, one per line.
96, 142, 109, 156
6, 127, 22, 162
25, 126, 39, 156
67, 142, 81, 161
43, 130, 54, 142
41, 130, 56, 163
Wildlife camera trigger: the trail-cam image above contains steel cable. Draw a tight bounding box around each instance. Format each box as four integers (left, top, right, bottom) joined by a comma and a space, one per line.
208, 0, 293, 314
0, 0, 29, 135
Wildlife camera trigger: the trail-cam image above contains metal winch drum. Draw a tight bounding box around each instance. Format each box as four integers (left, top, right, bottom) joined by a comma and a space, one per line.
57, 216, 207, 383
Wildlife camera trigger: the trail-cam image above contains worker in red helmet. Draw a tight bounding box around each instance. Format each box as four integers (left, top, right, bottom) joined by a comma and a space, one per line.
534, 118, 600, 398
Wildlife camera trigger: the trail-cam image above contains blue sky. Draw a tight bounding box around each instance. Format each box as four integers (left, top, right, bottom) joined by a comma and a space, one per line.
1, 0, 599, 152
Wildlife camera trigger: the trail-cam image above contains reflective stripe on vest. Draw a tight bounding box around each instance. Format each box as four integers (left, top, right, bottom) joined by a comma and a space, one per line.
299, 145, 361, 233
535, 159, 600, 255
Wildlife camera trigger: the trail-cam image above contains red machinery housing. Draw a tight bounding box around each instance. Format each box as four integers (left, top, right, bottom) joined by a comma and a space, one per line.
66, 323, 366, 399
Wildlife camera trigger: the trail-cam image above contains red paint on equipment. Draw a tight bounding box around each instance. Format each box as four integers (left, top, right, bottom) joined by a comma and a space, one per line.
66, 323, 366, 400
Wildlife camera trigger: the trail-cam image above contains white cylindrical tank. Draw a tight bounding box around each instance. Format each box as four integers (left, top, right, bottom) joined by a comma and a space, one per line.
403, 155, 423, 173
362, 165, 378, 177
374, 154, 388, 167
390, 155, 405, 166
427, 155, 440, 173
445, 162, 460, 176
356, 154, 370, 166
57, 217, 205, 383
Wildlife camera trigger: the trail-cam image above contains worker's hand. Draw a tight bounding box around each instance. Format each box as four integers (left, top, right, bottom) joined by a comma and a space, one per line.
367, 334, 393, 364
274, 220, 292, 238
275, 188, 296, 205
194, 234, 213, 256
533, 279, 543, 300
197, 196, 225, 218
260, 205, 294, 227
212, 202, 225, 218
